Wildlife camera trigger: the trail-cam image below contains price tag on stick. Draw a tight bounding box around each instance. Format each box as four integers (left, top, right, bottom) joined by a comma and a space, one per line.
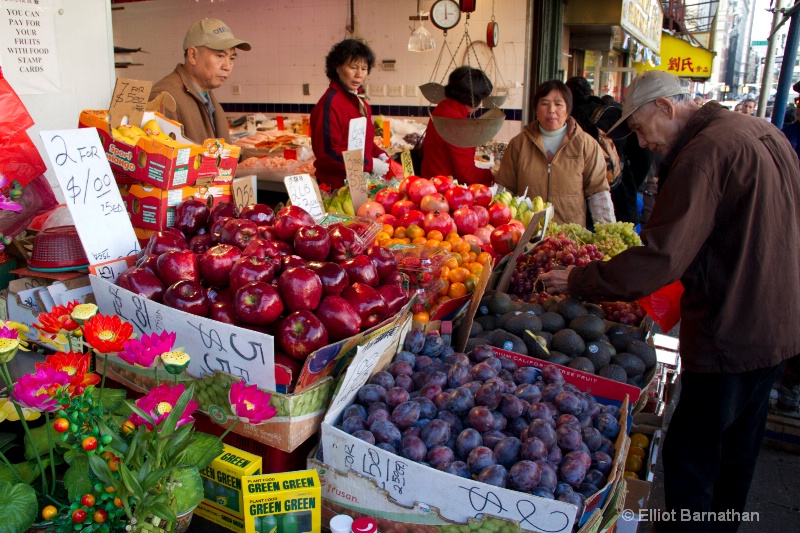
284, 174, 326, 222
232, 175, 257, 211
347, 117, 366, 151
39, 129, 140, 272
108, 78, 152, 129
401, 150, 414, 178
343, 149, 368, 213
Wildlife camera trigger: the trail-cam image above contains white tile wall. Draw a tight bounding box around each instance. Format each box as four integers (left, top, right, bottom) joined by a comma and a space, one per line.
111, 0, 529, 140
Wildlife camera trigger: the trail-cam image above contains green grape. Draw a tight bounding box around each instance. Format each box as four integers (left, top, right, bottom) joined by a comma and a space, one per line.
547, 222, 593, 243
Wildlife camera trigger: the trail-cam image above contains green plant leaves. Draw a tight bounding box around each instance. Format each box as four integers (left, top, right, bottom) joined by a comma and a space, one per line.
64, 455, 92, 501
148, 501, 177, 523
91, 387, 127, 412
0, 459, 38, 485
118, 460, 144, 501
0, 481, 37, 533
172, 466, 204, 514
181, 431, 223, 470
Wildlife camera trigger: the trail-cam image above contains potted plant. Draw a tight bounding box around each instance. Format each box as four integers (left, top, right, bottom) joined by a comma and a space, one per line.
0, 304, 277, 532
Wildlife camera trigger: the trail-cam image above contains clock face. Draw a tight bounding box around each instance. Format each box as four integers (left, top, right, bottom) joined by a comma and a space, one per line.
431, 0, 461, 31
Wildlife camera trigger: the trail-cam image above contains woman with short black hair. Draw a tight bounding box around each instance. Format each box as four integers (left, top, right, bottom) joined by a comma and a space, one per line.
311, 39, 388, 189
420, 66, 495, 185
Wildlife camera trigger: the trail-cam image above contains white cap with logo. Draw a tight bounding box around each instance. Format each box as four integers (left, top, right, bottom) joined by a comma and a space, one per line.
183, 18, 251, 52
608, 71, 690, 132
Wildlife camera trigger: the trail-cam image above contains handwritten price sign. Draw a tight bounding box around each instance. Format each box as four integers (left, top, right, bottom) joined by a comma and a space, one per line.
39, 129, 140, 268
347, 117, 367, 151
343, 149, 367, 213
232, 175, 257, 211
109, 78, 152, 129
284, 174, 325, 222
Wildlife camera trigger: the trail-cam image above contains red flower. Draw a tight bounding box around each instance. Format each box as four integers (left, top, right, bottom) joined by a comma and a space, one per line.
128, 383, 198, 430
82, 314, 133, 354
36, 351, 100, 394
33, 302, 80, 335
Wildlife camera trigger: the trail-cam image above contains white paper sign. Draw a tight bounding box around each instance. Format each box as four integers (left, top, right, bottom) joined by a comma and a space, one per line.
39, 128, 140, 264
284, 173, 325, 222
90, 275, 276, 391
347, 117, 367, 151
343, 149, 368, 212
0, 0, 61, 94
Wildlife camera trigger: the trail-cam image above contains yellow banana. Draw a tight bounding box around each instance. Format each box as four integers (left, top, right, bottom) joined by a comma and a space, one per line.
343, 195, 355, 216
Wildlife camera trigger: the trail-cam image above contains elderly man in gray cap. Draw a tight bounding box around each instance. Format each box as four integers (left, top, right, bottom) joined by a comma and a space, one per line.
150, 18, 250, 144
541, 70, 800, 533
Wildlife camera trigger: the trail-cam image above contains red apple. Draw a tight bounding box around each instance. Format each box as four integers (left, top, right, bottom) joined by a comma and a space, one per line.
453, 206, 480, 235
341, 255, 379, 287
278, 267, 323, 311
341, 282, 388, 329
431, 175, 454, 194
162, 227, 187, 242
509, 220, 525, 233
273, 205, 315, 242
471, 205, 490, 227
271, 240, 294, 256
307, 261, 350, 296
374, 188, 402, 213
400, 209, 425, 229
259, 225, 281, 241
419, 193, 449, 214
209, 301, 239, 324
163, 280, 209, 316
365, 245, 398, 282
275, 351, 303, 388
356, 201, 385, 220
444, 186, 474, 209
398, 176, 420, 197
209, 216, 233, 243
238, 204, 275, 226
174, 199, 210, 237
219, 219, 259, 249
423, 210, 454, 235
233, 281, 284, 325
208, 201, 238, 226
119, 267, 165, 303
487, 201, 512, 226
462, 234, 482, 247
242, 239, 282, 262
314, 296, 362, 341
390, 199, 418, 220
407, 178, 437, 204
230, 256, 277, 292
490, 223, 523, 256
278, 310, 329, 361
468, 184, 493, 207
199, 244, 242, 288
294, 225, 331, 262
281, 255, 307, 272
377, 284, 409, 316
144, 231, 187, 256
328, 225, 361, 262
189, 234, 215, 255
156, 250, 199, 287
377, 214, 399, 228
206, 286, 232, 304
135, 254, 160, 276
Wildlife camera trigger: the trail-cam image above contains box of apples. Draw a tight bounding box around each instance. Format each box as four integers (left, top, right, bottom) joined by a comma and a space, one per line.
90, 200, 414, 451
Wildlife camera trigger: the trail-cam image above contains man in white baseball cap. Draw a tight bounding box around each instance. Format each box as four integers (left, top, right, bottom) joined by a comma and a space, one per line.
542, 70, 800, 532
150, 19, 251, 144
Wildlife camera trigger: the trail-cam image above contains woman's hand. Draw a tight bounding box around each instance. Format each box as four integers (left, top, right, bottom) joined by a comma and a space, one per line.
539, 265, 574, 295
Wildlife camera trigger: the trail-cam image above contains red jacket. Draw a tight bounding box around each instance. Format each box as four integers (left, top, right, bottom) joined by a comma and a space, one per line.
420, 98, 494, 185
311, 80, 386, 189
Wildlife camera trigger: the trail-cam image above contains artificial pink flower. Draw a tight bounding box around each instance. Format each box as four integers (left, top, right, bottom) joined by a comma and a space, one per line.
128, 383, 198, 430
229, 381, 276, 425
118, 331, 176, 367
12, 366, 71, 412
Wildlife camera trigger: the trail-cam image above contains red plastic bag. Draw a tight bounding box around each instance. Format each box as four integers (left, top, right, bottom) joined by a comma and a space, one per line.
0, 174, 58, 239
0, 67, 34, 137
384, 158, 405, 180
0, 68, 47, 187
638, 280, 683, 333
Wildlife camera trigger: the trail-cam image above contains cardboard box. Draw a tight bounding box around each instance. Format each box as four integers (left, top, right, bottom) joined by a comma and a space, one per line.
241, 470, 321, 533
318, 330, 631, 532
490, 204, 554, 293
195, 444, 263, 533
79, 109, 240, 189
119, 181, 232, 230
90, 274, 411, 452
615, 478, 652, 533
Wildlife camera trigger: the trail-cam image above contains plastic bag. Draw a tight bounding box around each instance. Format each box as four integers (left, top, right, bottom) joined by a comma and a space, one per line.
638, 280, 683, 333
0, 68, 47, 187
0, 67, 34, 136
0, 174, 58, 239
384, 158, 405, 180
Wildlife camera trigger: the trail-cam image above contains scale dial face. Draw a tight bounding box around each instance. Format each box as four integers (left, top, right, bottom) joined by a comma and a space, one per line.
431, 0, 461, 31
487, 21, 499, 48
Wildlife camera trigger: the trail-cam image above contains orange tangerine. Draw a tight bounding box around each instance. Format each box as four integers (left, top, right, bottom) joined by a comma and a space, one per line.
448, 282, 467, 298
448, 267, 469, 283
445, 257, 460, 270
440, 265, 450, 280
427, 230, 444, 241
464, 275, 478, 293
478, 251, 491, 265
412, 236, 428, 245
468, 263, 484, 275
382, 224, 395, 237
439, 281, 450, 296
456, 242, 471, 254
413, 311, 430, 323
394, 227, 407, 239
426, 239, 441, 247
466, 251, 478, 264
376, 231, 390, 242
407, 225, 425, 239
438, 241, 453, 252
446, 232, 461, 244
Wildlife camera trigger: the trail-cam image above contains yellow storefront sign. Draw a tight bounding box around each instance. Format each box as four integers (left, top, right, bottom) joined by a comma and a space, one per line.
634, 33, 715, 78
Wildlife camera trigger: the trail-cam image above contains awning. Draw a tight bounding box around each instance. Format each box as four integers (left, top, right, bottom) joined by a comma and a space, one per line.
633, 32, 715, 79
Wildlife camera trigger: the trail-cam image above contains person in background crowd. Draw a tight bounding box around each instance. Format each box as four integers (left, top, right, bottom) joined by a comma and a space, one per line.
694, 95, 705, 106
740, 97, 756, 115
782, 85, 800, 162
566, 76, 652, 227
540, 70, 800, 533
150, 19, 250, 144
495, 80, 615, 227
311, 39, 389, 190
600, 94, 616, 106
420, 66, 495, 185
734, 103, 742, 112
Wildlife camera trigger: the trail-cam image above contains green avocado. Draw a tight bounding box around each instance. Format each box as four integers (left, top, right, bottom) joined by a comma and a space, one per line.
569, 314, 607, 342
491, 330, 528, 355
551, 329, 586, 357
487, 292, 515, 316
540, 312, 566, 333
557, 297, 588, 321
504, 313, 543, 337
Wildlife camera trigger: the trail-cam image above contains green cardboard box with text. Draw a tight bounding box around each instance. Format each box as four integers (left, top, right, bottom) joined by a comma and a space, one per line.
242, 469, 321, 533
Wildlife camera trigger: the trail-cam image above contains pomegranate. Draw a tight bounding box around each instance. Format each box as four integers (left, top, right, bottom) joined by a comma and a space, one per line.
423, 210, 454, 235
431, 175, 455, 194
487, 201, 512, 226
407, 178, 437, 204
357, 201, 386, 219
469, 184, 493, 207
419, 193, 449, 213
453, 206, 479, 235
444, 186, 474, 209
374, 188, 402, 213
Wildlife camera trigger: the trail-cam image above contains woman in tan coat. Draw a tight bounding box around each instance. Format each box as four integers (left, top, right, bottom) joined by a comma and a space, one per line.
495, 80, 615, 226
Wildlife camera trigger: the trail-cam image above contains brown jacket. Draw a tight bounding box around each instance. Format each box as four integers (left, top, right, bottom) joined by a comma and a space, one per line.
495, 116, 608, 226
569, 102, 800, 373
150, 64, 231, 144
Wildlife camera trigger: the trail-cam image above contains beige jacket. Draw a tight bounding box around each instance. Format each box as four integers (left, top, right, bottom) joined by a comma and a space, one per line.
495, 117, 609, 226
